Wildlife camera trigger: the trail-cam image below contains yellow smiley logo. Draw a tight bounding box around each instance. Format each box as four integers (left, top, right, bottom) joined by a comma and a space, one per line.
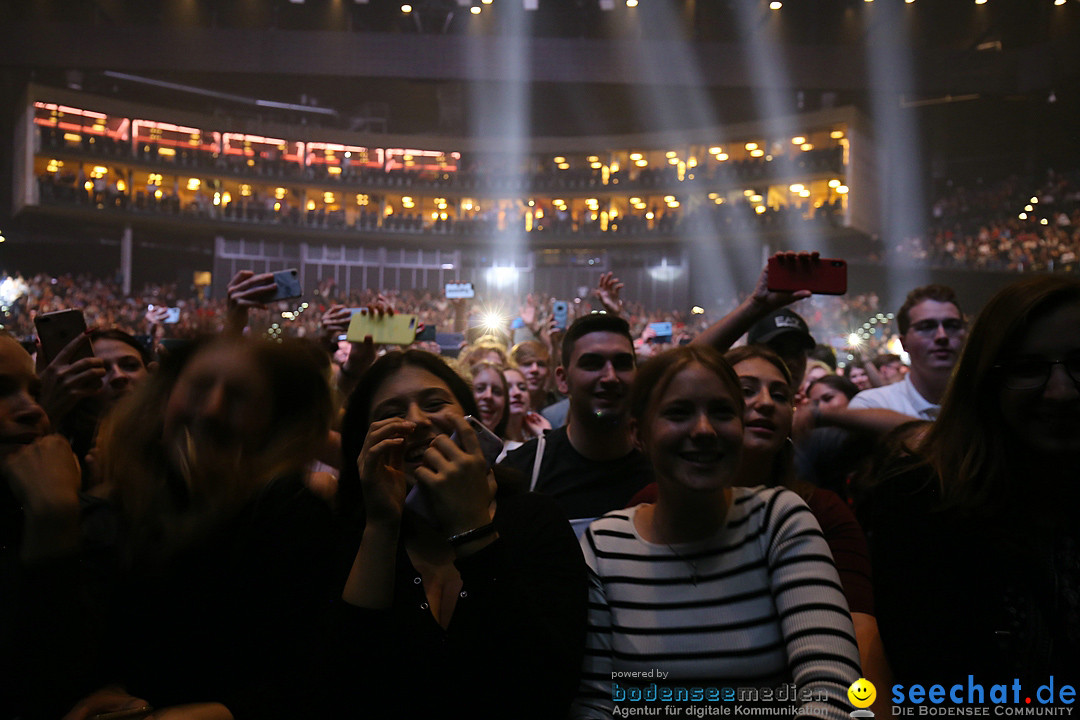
848, 678, 876, 709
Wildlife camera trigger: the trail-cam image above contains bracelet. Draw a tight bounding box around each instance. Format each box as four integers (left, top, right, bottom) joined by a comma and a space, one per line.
448, 522, 497, 547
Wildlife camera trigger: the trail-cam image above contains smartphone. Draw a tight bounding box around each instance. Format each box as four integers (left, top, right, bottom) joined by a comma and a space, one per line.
163, 307, 181, 324
445, 282, 475, 299
766, 255, 847, 295
271, 268, 303, 301
346, 311, 418, 345
648, 321, 673, 343
416, 324, 437, 342
34, 309, 92, 365
552, 300, 569, 331
451, 415, 505, 468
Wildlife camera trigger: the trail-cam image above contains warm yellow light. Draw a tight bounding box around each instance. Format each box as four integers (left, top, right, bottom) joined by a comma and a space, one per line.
792, 136, 806, 145
558, 163, 570, 170
553, 156, 566, 164
324, 192, 336, 204
750, 195, 763, 204
591, 162, 602, 169
645, 212, 654, 220
401, 4, 412, 12
801, 143, 814, 151
668, 200, 680, 208
482, 0, 493, 4
744, 189, 754, 197
667, 157, 679, 165
357, 194, 369, 206
750, 149, 765, 158
770, 1, 782, 8
1031, 197, 1039, 203
274, 202, 281, 212
837, 185, 849, 194
975, 0, 986, 4
830, 130, 845, 139
828, 179, 841, 188
64, 133, 82, 143
1040, 218, 1049, 225
717, 153, 729, 161
240, 184, 252, 197
328, 166, 342, 175
84, 181, 94, 191
635, 159, 648, 167
755, 206, 767, 214
1019, 213, 1028, 220
745, 142, 758, 151
275, 187, 287, 199
630, 153, 643, 161
154, 189, 163, 200
92, 166, 108, 178
462, 199, 473, 211
307, 200, 316, 211
609, 162, 620, 173
587, 156, 599, 162
221, 192, 231, 203
187, 178, 200, 191
384, 205, 394, 216
666, 151, 677, 159
213, 194, 221, 206
1025, 204, 1034, 212
789, 184, 805, 193
626, 0, 638, 6
115, 180, 126, 193
714, 198, 724, 205
158, 147, 176, 157
663, 196, 675, 203
687, 158, 698, 168
432, 212, 440, 220
799, 189, 811, 198
470, 6, 480, 13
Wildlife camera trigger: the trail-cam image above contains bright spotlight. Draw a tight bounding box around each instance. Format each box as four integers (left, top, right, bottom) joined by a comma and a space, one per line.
849, 333, 863, 347
401, 4, 412, 12
485, 266, 520, 288
769, 1, 782, 8
480, 311, 507, 333
626, 0, 639, 6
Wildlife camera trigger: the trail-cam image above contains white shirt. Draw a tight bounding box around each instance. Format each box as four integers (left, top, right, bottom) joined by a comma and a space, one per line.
848, 373, 939, 420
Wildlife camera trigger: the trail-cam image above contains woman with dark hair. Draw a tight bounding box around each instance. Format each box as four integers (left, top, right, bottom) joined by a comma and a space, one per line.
334, 349, 586, 719
870, 275, 1080, 685
573, 346, 859, 719
4, 337, 341, 720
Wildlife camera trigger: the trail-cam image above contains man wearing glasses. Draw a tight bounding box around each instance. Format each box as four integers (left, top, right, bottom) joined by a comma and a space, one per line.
849, 285, 966, 421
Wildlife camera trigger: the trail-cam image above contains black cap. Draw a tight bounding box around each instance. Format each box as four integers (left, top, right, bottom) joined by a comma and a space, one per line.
747, 309, 815, 351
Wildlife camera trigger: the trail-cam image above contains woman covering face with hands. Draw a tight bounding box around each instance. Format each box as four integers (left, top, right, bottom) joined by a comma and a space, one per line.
334, 350, 586, 719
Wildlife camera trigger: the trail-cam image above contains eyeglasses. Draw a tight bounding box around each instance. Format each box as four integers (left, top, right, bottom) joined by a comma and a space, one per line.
994, 353, 1080, 390
908, 319, 967, 337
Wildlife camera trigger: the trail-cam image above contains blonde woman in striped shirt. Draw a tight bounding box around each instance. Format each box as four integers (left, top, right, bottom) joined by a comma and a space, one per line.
572, 346, 860, 719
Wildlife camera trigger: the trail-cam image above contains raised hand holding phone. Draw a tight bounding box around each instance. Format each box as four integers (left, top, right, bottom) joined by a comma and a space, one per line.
413, 414, 497, 542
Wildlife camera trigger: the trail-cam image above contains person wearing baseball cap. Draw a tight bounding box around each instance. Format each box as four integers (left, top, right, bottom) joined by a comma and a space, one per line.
746, 308, 816, 386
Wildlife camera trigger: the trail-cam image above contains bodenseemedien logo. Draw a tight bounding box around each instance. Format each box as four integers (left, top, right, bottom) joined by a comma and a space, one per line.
849, 678, 877, 718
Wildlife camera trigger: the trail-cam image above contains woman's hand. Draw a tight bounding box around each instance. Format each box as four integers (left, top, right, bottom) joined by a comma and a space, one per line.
522, 411, 551, 440
356, 418, 414, 526
750, 252, 814, 312
37, 332, 105, 425
414, 415, 496, 537
62, 685, 151, 720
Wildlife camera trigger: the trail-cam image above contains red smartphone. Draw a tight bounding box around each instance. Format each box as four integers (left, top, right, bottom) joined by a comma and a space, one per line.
767, 255, 847, 295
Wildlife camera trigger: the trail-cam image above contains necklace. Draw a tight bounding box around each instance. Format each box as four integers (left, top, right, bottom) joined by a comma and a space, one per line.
663, 541, 701, 586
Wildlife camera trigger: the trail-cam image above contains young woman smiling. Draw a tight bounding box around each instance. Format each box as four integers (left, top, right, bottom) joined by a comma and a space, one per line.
572, 346, 859, 719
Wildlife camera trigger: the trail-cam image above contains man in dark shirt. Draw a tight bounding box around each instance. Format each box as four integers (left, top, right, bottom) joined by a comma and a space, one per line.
500, 314, 652, 535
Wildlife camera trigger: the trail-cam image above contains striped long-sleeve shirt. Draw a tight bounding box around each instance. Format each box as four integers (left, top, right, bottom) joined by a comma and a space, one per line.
571, 485, 861, 720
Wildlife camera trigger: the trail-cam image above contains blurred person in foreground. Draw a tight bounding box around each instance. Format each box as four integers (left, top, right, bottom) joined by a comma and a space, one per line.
3, 336, 339, 720
869, 275, 1080, 686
